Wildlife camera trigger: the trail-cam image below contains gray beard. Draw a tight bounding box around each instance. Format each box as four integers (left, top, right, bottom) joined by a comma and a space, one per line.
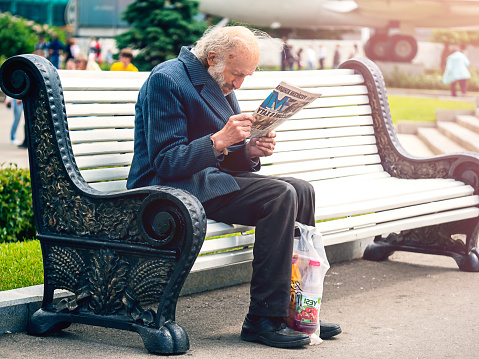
208, 62, 231, 96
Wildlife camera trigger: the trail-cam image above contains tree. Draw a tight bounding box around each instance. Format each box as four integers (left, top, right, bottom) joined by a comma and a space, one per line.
115, 0, 208, 71
0, 13, 38, 61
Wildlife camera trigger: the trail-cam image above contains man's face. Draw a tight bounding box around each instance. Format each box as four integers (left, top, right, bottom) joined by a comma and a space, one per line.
207, 44, 259, 96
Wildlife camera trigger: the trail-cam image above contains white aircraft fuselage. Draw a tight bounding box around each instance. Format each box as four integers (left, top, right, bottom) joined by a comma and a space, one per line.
196, 0, 479, 62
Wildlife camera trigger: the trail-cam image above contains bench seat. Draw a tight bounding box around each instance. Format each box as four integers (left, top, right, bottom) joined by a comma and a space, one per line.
53, 64, 479, 273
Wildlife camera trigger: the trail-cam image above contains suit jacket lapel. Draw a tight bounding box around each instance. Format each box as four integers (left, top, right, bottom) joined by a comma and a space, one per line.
179, 47, 235, 124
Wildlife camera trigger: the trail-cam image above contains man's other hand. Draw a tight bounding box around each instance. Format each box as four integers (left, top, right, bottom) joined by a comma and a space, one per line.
246, 131, 276, 159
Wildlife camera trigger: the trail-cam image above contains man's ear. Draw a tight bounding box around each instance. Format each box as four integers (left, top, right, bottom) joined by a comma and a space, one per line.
207, 51, 217, 67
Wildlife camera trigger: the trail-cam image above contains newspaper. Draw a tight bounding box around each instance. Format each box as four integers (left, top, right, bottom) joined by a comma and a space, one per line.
249, 81, 321, 138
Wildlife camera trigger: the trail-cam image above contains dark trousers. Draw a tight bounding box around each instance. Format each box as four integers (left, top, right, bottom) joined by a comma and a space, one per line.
202, 172, 315, 317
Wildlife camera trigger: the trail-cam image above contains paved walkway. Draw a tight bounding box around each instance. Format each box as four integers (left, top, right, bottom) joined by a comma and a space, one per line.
1, 251, 478, 358
0, 104, 29, 169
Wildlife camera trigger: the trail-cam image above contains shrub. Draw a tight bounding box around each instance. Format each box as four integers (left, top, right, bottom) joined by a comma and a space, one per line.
383, 67, 479, 92
0, 163, 35, 243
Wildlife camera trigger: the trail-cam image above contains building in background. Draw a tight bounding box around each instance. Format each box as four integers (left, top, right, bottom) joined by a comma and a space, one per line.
0, 0, 69, 26
0, 0, 134, 37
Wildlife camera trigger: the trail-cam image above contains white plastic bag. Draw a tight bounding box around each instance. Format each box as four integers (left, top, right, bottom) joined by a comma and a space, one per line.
288, 222, 330, 342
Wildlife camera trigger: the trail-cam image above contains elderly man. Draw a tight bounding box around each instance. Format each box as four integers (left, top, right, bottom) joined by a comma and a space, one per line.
127, 26, 341, 348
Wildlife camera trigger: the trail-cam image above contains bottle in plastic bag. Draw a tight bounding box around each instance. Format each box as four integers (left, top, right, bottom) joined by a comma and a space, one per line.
293, 259, 322, 334
287, 254, 301, 328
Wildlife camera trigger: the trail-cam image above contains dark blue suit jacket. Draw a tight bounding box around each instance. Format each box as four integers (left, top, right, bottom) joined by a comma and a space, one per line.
127, 46, 260, 203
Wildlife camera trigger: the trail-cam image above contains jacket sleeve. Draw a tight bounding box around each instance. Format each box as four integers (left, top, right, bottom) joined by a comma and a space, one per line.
143, 71, 258, 180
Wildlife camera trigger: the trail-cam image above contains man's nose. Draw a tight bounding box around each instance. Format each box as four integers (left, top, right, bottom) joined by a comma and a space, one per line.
232, 77, 245, 89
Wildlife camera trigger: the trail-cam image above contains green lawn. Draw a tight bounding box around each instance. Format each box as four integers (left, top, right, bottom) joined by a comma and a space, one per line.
0, 240, 43, 291
388, 95, 475, 123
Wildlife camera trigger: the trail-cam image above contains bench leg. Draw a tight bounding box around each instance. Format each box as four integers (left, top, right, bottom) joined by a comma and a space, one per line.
26, 308, 71, 335
26, 243, 198, 354
363, 219, 479, 272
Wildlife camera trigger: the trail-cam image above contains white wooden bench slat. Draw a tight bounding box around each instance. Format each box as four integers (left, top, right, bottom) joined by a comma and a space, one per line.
317, 196, 479, 234
88, 180, 128, 193
59, 78, 147, 91
66, 114, 373, 133
62, 85, 368, 104
69, 129, 135, 143
200, 233, 255, 254
315, 185, 474, 220
66, 103, 136, 117
67, 116, 135, 130
275, 125, 375, 142
322, 207, 479, 247
241, 74, 366, 89
262, 144, 378, 165
72, 141, 134, 156
234, 85, 368, 101
205, 223, 254, 238
293, 164, 385, 182
58, 69, 150, 79
274, 135, 376, 152
58, 71, 362, 92
277, 115, 373, 132
251, 68, 355, 78
75, 153, 134, 170
64, 91, 139, 104
315, 177, 469, 208
80, 167, 131, 182
191, 247, 254, 272
238, 94, 370, 112
258, 154, 382, 176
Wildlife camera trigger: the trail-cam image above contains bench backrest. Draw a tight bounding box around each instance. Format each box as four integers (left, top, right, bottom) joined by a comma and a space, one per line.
59, 68, 379, 200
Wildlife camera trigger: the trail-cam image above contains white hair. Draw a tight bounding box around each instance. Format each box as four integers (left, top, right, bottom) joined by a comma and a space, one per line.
194, 25, 273, 63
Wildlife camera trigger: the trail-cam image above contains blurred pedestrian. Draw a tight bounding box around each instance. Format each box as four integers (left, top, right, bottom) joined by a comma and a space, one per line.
106, 49, 114, 65
110, 48, 139, 72
48, 35, 65, 69
65, 58, 76, 70
64, 38, 80, 64
318, 44, 326, 69
281, 37, 294, 71
332, 44, 341, 69
442, 44, 471, 97
306, 45, 316, 70
87, 53, 102, 71
349, 43, 359, 59
74, 53, 88, 70
295, 48, 303, 70
34, 35, 49, 58
4, 96, 23, 146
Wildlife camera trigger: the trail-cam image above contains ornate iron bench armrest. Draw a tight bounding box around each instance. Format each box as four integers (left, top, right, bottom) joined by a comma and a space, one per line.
341, 58, 479, 271
0, 54, 207, 354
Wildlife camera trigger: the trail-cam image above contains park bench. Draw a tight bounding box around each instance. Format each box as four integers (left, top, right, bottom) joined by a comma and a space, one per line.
1, 54, 478, 354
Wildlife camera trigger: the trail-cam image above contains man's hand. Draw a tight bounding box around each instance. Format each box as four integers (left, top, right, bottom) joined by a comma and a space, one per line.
246, 131, 276, 159
211, 114, 254, 153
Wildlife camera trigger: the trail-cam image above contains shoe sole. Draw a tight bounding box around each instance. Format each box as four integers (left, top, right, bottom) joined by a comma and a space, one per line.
241, 332, 310, 348
320, 327, 342, 339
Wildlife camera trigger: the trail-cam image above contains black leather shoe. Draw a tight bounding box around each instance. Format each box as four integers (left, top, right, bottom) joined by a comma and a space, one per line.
319, 320, 342, 339
241, 315, 310, 348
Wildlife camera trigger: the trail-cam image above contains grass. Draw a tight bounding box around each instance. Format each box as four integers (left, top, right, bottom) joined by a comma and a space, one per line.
388, 95, 475, 123
0, 240, 43, 291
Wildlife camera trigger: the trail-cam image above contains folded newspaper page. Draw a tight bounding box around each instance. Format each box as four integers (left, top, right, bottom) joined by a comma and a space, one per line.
249, 81, 321, 138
